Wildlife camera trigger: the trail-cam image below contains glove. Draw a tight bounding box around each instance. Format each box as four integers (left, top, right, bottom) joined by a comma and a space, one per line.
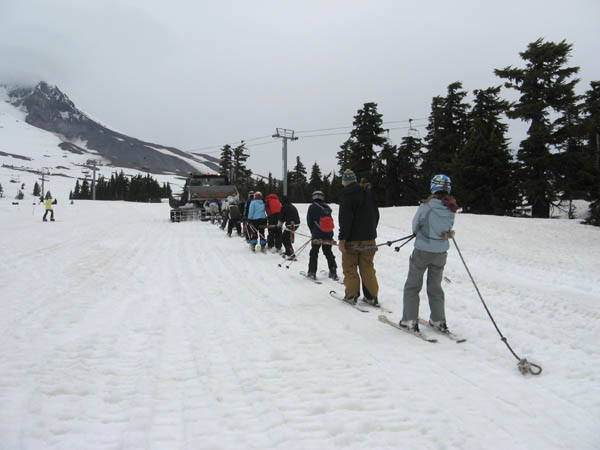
338, 240, 346, 253
442, 230, 455, 240
277, 221, 283, 227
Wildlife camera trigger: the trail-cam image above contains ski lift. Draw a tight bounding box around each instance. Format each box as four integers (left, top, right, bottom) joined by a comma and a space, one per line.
407, 119, 421, 139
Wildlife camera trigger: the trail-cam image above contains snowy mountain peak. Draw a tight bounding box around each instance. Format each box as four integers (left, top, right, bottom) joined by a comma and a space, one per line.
2, 81, 217, 175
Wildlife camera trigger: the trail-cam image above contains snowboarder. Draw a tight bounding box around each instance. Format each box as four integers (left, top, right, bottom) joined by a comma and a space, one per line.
265, 193, 283, 252
43, 195, 56, 222
306, 190, 337, 280
280, 195, 300, 258
227, 199, 242, 237
248, 191, 267, 252
399, 174, 458, 333
337, 169, 380, 305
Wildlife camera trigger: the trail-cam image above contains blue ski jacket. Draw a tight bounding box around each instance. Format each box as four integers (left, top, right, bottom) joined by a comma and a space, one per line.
412, 198, 455, 253
248, 199, 267, 220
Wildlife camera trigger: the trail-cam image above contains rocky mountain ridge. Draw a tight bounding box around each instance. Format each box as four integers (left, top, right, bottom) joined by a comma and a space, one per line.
6, 82, 220, 174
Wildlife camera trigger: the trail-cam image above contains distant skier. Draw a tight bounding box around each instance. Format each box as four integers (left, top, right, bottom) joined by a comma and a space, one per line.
337, 169, 380, 305
43, 195, 56, 222
264, 193, 283, 252
208, 200, 220, 224
280, 195, 300, 258
306, 190, 337, 280
399, 174, 458, 333
226, 199, 242, 237
220, 197, 230, 230
242, 191, 254, 242
248, 191, 267, 252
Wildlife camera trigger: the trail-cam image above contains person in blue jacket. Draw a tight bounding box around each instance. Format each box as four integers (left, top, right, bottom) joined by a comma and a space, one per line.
248, 191, 267, 252
400, 174, 458, 333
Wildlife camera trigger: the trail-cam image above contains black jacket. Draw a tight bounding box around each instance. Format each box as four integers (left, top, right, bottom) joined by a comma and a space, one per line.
280, 201, 300, 226
338, 182, 379, 241
307, 201, 333, 239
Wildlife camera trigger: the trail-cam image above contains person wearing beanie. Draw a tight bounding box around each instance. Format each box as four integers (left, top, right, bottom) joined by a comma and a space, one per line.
337, 170, 380, 305
341, 169, 357, 187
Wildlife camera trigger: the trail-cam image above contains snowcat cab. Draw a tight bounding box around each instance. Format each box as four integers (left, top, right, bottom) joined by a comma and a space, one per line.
169, 173, 238, 222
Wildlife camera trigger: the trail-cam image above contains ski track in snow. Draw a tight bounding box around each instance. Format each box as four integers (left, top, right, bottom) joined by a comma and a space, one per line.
0, 201, 598, 449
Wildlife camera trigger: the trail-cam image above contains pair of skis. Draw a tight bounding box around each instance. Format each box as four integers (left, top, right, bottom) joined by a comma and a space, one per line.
378, 315, 466, 343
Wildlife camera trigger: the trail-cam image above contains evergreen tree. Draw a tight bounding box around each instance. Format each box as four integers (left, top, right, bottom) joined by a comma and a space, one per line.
232, 142, 252, 191
45, 190, 52, 200
347, 102, 387, 181
0, 183, 3, 197
80, 180, 90, 199
290, 156, 307, 202
33, 182, 41, 197
16, 189, 24, 200
495, 38, 580, 218
336, 139, 353, 175
219, 144, 234, 180
422, 82, 470, 178
396, 136, 425, 205
583, 81, 600, 225
453, 86, 519, 215
308, 162, 323, 194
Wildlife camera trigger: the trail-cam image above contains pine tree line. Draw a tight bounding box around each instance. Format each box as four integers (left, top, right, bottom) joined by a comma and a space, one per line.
69, 171, 172, 202
216, 38, 598, 223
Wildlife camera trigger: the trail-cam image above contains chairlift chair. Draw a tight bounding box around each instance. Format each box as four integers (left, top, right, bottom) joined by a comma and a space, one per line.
407, 118, 421, 139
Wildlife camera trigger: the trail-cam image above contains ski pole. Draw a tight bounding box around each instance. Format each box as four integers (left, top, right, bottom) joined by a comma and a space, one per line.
394, 234, 416, 252
452, 237, 542, 376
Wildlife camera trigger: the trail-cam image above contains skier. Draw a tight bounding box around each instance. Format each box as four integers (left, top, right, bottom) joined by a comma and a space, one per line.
248, 191, 267, 252
208, 200, 220, 224
264, 193, 283, 252
337, 169, 380, 305
242, 191, 254, 242
220, 197, 230, 230
226, 199, 242, 237
399, 174, 458, 333
43, 195, 56, 222
280, 195, 300, 258
306, 190, 337, 280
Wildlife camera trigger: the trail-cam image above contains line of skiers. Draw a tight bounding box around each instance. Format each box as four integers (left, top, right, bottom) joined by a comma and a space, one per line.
218, 170, 458, 335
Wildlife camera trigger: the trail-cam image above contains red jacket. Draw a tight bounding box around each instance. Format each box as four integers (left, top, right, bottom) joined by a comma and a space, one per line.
265, 194, 282, 216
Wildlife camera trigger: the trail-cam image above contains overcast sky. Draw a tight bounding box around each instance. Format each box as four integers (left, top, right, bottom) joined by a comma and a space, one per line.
1, 0, 599, 178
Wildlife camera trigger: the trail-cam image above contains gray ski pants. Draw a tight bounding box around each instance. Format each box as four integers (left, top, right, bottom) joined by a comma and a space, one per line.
402, 248, 447, 323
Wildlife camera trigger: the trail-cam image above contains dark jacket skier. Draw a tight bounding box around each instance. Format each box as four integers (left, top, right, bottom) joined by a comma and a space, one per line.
306, 191, 337, 280
337, 170, 380, 305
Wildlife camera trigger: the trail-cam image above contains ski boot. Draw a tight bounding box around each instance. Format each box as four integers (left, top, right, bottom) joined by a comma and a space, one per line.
399, 319, 419, 332
250, 243, 256, 252
328, 269, 339, 281
343, 295, 358, 305
306, 271, 317, 280
429, 320, 449, 332
363, 296, 379, 307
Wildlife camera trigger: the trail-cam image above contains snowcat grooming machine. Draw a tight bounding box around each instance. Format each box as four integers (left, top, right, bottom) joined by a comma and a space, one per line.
169, 173, 238, 222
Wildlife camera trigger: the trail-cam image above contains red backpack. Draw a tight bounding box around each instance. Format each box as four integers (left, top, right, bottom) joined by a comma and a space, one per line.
265, 194, 282, 215
319, 215, 334, 232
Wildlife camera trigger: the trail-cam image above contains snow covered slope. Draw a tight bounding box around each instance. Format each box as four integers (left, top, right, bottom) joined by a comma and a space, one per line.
0, 198, 598, 449
0, 91, 187, 200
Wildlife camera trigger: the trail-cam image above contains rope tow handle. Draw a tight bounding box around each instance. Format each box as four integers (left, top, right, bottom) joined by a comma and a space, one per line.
452, 237, 542, 376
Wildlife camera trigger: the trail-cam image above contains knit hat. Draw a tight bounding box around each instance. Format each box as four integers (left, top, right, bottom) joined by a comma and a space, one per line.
341, 169, 357, 187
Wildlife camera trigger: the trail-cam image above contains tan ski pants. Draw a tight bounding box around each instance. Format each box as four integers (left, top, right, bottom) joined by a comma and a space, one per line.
341, 239, 379, 299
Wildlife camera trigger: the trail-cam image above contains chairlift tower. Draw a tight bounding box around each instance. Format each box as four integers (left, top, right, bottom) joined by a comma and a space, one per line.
83, 161, 101, 200
39, 168, 50, 199
272, 128, 298, 197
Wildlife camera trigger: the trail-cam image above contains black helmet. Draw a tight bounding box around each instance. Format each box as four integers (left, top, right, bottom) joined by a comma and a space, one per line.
312, 190, 325, 201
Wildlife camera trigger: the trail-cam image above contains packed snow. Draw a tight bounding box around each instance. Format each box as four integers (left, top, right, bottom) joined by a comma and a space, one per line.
0, 189, 598, 449
1, 88, 599, 449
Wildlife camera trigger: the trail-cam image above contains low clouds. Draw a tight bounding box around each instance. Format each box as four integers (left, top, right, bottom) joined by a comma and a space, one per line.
1, 0, 599, 177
